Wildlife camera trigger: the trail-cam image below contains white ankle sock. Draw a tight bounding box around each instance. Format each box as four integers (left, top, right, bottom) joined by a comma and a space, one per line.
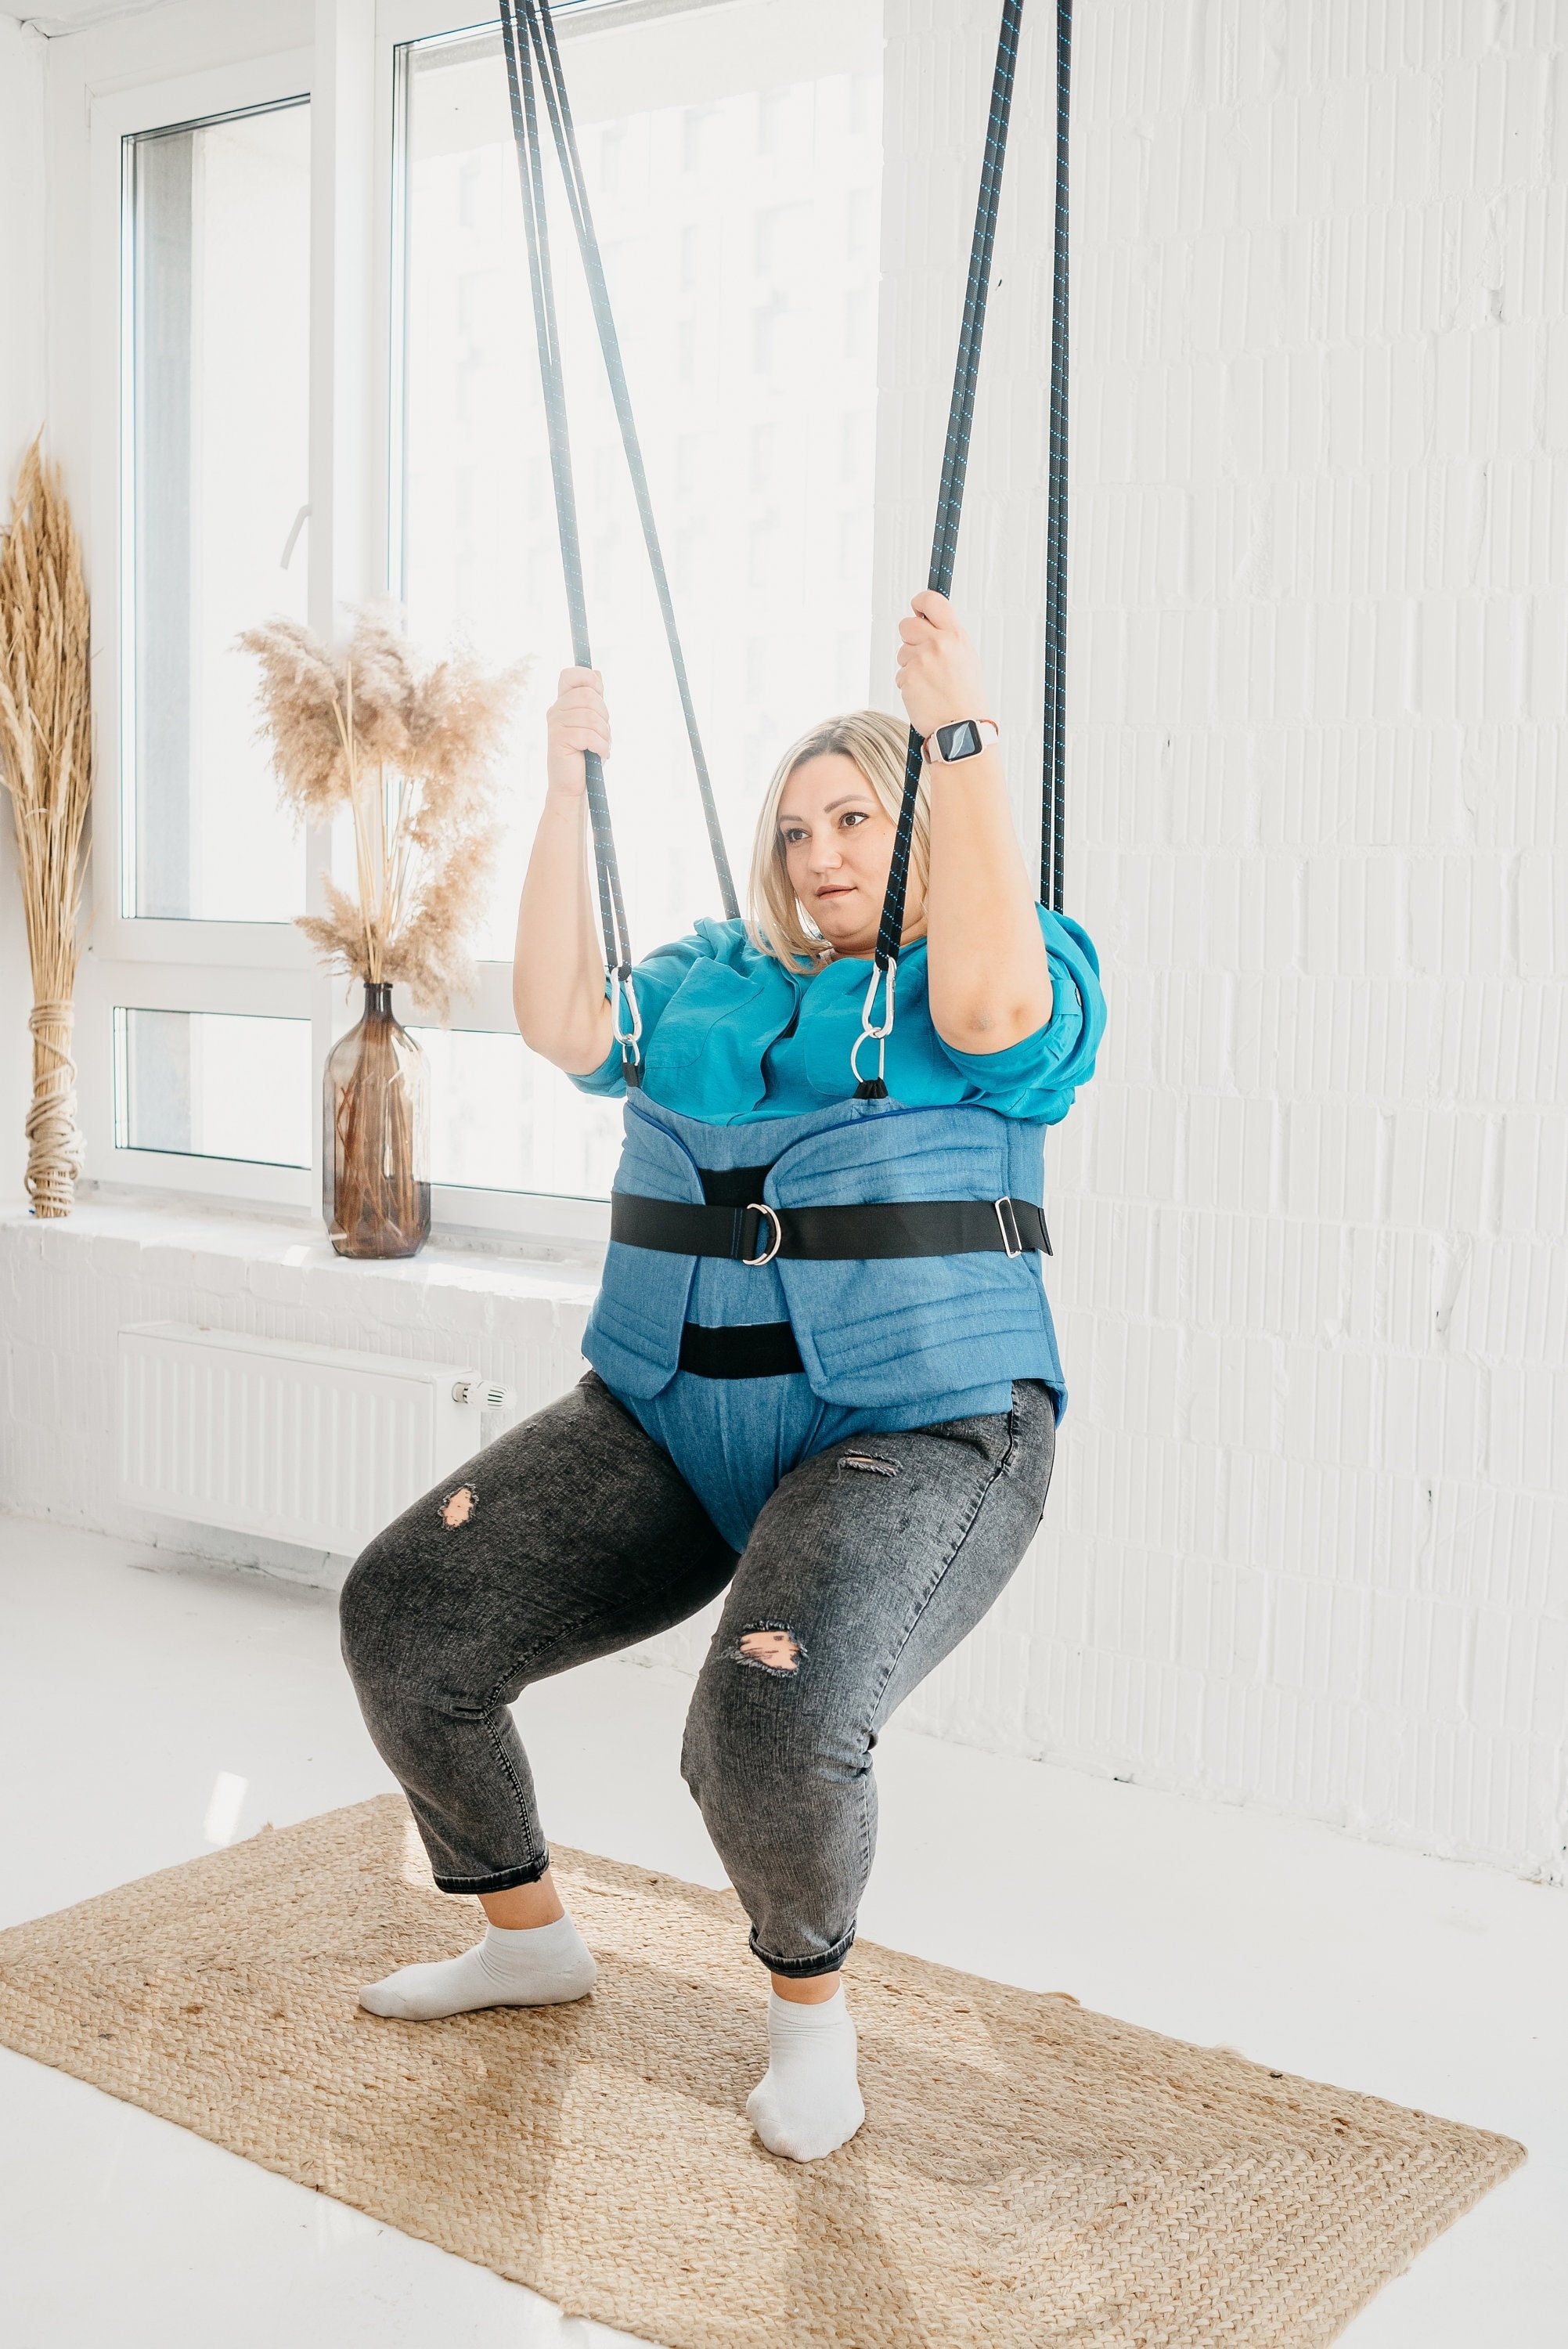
359, 1914, 596, 2020
746, 1984, 864, 2162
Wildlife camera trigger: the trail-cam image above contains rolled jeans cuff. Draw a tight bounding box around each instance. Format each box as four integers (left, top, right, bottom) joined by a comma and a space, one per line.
431, 1849, 553, 1897
750, 1922, 857, 1978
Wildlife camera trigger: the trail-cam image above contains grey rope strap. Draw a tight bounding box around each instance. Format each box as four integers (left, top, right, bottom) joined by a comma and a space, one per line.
855, 0, 1026, 1098
520, 0, 738, 918
499, 0, 642, 1077
499, 0, 744, 1080
1041, 0, 1071, 914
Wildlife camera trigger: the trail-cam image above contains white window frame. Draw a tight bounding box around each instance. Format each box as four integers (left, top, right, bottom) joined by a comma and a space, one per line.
72, 44, 317, 1211
69, 2, 653, 1250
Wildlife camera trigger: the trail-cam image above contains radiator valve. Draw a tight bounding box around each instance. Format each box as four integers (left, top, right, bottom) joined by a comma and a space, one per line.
452, 1377, 514, 1411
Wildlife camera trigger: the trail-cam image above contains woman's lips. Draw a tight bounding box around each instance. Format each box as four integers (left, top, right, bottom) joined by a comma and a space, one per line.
816, 885, 853, 898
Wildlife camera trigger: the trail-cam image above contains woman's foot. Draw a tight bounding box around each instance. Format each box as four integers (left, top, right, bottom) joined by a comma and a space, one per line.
359, 1914, 596, 2019
747, 1984, 864, 2160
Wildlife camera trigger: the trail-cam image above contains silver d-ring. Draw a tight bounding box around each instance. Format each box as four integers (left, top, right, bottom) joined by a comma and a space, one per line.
741, 1202, 783, 1266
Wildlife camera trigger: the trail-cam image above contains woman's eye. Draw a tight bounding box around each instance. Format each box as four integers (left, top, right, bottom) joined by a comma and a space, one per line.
780, 827, 807, 846
839, 810, 867, 830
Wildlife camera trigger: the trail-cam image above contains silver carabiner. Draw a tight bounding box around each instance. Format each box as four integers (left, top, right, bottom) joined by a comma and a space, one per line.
610, 967, 643, 1067
849, 957, 896, 1087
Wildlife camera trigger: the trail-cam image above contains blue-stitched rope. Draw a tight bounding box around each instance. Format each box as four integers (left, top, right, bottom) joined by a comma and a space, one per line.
855, 0, 1025, 1094
1041, 0, 1071, 914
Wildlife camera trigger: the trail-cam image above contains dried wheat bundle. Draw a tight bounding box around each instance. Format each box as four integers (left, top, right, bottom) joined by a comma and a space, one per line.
0, 437, 92, 1218
240, 606, 524, 1019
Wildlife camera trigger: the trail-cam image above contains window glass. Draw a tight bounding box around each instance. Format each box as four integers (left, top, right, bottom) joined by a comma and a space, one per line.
398, 0, 881, 1189
115, 1009, 312, 1167
126, 100, 311, 922
413, 1027, 622, 1200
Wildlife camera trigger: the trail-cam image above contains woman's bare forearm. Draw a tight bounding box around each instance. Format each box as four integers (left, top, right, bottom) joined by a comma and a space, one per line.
924, 747, 1051, 1050
512, 792, 611, 1073
513, 666, 615, 1074
894, 594, 1051, 1051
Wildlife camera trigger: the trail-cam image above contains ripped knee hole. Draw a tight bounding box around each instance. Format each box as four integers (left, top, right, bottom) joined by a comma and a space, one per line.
838, 1451, 898, 1478
440, 1485, 477, 1528
735, 1627, 802, 1674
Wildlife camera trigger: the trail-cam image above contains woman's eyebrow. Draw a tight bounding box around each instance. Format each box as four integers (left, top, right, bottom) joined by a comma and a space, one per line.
778, 792, 872, 824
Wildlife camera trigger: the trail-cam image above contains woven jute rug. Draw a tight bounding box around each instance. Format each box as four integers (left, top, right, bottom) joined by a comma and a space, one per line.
0, 1795, 1522, 2348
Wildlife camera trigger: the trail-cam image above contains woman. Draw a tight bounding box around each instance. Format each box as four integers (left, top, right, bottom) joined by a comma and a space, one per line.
340, 590, 1105, 2163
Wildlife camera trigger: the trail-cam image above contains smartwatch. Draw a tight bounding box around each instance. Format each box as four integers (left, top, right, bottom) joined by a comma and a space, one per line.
921, 718, 1000, 766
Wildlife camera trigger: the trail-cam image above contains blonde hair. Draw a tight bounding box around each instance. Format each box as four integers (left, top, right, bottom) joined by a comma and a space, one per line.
746, 709, 930, 969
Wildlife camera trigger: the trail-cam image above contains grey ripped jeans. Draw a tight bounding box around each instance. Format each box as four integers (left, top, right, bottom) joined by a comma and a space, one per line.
340, 1370, 1055, 1976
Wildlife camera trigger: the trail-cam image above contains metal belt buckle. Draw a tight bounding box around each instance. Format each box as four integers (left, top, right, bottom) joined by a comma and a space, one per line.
741, 1202, 783, 1266
993, 1197, 1023, 1258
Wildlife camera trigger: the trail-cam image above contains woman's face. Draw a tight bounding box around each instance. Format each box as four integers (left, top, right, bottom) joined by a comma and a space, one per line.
777, 752, 925, 959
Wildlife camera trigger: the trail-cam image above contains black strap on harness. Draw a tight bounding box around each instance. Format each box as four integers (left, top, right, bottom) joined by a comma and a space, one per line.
499, 0, 741, 1084
611, 1189, 1051, 1265
679, 1322, 804, 1381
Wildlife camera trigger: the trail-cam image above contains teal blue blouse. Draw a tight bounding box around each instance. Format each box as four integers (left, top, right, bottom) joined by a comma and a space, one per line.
570, 904, 1105, 1124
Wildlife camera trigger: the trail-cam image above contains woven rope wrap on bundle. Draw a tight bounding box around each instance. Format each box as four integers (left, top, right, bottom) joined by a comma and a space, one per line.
25, 998, 82, 1217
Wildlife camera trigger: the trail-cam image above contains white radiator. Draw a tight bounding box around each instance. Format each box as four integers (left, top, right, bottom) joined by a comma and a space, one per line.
117, 1321, 506, 1556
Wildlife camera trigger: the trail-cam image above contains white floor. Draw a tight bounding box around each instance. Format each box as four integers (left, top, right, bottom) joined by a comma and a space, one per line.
1, 1517, 1562, 2349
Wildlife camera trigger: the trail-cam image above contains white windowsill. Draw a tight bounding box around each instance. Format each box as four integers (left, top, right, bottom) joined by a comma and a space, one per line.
0, 1184, 604, 1307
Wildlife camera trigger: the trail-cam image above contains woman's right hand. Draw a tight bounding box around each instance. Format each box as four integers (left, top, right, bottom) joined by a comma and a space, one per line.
545, 666, 611, 799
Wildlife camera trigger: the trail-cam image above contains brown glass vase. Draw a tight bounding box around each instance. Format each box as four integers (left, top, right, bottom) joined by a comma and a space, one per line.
323, 981, 431, 1259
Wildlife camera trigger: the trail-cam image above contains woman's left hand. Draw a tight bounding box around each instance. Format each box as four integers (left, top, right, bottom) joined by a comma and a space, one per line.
894, 590, 991, 738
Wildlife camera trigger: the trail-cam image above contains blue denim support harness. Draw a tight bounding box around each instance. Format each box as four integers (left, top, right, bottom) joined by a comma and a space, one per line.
585, 1093, 1064, 1412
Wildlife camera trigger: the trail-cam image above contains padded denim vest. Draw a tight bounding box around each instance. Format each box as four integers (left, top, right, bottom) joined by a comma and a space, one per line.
582, 1091, 1064, 1410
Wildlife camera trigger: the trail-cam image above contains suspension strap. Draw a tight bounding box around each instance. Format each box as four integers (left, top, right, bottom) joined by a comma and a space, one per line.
1041, 0, 1071, 914
499, 0, 642, 1079
854, 0, 1025, 1098
519, 0, 739, 919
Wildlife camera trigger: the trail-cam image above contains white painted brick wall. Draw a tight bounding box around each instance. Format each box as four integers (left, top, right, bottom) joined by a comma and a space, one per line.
0, 1207, 596, 1586
869, 0, 1568, 1879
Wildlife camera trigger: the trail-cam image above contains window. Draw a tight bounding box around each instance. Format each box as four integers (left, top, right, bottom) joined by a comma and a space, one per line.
115, 1009, 311, 1167
79, 2, 892, 1234
124, 99, 311, 925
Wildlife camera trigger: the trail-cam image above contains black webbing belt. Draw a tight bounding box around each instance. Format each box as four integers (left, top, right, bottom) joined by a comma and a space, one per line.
612, 1191, 1051, 1265
679, 1322, 804, 1380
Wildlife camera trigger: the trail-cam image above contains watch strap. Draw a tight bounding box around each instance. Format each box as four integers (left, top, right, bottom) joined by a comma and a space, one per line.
922, 718, 1000, 765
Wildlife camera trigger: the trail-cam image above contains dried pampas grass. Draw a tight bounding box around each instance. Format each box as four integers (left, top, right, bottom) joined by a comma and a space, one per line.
0, 436, 93, 1218
240, 607, 524, 1019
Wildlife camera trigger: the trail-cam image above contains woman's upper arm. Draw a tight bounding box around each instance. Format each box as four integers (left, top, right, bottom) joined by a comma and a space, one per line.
563, 929, 716, 1097
934, 907, 1106, 1121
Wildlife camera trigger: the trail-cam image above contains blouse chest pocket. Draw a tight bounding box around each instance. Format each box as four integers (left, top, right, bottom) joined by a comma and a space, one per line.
643, 961, 770, 1075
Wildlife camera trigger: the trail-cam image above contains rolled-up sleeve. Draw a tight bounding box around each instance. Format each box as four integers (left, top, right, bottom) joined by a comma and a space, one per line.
935, 907, 1106, 1123
565, 930, 714, 1098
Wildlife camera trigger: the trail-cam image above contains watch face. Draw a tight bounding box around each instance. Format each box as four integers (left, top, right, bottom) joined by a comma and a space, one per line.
939, 720, 982, 761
